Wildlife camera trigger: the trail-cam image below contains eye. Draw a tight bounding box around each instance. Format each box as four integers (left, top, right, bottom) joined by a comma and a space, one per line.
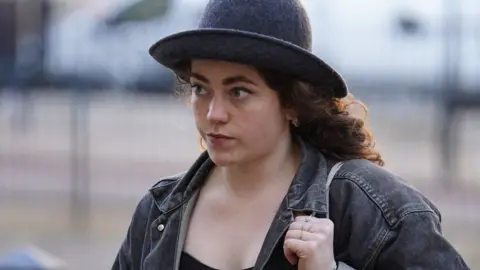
191, 84, 207, 95
231, 87, 251, 99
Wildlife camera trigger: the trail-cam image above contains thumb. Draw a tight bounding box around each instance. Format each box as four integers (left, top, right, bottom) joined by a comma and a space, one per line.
283, 239, 300, 265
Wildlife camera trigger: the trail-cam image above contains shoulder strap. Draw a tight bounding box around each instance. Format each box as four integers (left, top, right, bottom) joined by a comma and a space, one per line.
326, 161, 344, 219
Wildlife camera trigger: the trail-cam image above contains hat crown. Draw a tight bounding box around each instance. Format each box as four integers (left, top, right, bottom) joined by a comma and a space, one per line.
198, 0, 312, 51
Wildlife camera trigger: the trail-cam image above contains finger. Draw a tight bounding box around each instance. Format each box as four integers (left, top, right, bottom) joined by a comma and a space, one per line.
283, 245, 298, 266
313, 218, 335, 233
294, 217, 334, 229
295, 215, 331, 224
285, 229, 319, 241
285, 229, 302, 241
284, 238, 316, 259
289, 219, 333, 233
289, 220, 314, 230
295, 215, 316, 223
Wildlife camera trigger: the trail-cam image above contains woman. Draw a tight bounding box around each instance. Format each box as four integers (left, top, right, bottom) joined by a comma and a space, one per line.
113, 0, 470, 269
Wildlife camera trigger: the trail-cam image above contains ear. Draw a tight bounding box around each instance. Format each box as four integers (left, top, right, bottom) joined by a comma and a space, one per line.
284, 108, 298, 122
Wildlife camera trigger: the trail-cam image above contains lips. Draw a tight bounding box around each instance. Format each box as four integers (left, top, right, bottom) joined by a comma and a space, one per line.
207, 133, 233, 140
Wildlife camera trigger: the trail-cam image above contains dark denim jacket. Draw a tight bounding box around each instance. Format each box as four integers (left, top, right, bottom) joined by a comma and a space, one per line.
112, 139, 470, 270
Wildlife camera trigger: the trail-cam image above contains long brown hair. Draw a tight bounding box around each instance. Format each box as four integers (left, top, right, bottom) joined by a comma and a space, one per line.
174, 64, 384, 166
259, 68, 384, 166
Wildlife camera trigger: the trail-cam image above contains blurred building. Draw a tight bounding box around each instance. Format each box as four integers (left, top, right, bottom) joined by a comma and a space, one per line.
0, 0, 50, 88
1, 0, 479, 95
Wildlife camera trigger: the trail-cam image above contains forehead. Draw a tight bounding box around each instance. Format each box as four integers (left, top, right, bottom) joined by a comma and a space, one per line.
190, 60, 263, 81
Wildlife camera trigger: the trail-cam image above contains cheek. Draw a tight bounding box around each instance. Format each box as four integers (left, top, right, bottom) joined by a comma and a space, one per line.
191, 98, 206, 120
239, 109, 286, 142
238, 97, 287, 138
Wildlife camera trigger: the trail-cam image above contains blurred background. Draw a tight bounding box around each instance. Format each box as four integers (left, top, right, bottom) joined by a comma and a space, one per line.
0, 0, 479, 269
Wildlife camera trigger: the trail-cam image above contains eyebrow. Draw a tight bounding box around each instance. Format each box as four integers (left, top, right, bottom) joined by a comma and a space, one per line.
190, 72, 257, 86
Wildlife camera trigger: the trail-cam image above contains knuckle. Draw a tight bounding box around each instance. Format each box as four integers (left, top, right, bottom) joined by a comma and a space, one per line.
324, 221, 334, 232
317, 219, 334, 232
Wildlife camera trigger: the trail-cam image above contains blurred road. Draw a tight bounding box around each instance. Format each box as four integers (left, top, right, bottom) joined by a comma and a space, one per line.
1, 91, 479, 269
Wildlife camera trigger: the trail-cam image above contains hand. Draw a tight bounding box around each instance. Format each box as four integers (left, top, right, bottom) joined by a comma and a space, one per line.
283, 215, 336, 270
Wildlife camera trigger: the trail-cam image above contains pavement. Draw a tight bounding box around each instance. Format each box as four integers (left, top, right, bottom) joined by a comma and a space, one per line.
1, 91, 479, 269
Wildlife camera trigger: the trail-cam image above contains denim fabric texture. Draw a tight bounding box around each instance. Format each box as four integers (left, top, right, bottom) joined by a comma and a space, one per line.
112, 138, 470, 270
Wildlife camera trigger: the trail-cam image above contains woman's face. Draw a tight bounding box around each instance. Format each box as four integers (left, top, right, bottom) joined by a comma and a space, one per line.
190, 60, 294, 166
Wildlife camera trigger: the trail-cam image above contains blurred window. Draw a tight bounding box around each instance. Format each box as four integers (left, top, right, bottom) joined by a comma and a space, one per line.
106, 0, 172, 26
398, 16, 421, 36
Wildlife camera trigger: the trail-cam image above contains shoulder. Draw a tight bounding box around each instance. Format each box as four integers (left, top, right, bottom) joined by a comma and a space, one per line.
130, 171, 186, 223
149, 171, 186, 199
331, 159, 440, 228
328, 159, 445, 267
329, 160, 469, 270
114, 172, 187, 268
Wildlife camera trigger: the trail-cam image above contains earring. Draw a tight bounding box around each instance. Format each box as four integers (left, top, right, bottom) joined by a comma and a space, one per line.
292, 118, 299, 127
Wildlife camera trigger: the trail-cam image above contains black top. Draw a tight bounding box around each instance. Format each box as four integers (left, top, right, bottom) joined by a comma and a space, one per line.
112, 137, 470, 270
179, 252, 253, 270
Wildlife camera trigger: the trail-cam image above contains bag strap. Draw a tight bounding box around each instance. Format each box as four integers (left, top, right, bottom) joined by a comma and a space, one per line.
325, 161, 344, 219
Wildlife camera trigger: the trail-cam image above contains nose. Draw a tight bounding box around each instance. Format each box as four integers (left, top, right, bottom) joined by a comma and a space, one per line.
207, 95, 228, 123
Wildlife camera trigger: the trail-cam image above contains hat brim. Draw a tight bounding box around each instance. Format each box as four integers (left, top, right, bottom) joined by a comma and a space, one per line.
149, 29, 347, 98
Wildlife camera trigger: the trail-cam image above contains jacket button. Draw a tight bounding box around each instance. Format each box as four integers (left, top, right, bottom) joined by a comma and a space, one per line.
157, 224, 165, 232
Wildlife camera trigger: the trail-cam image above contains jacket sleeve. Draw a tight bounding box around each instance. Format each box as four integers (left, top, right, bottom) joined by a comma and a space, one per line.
375, 211, 470, 270
112, 193, 154, 270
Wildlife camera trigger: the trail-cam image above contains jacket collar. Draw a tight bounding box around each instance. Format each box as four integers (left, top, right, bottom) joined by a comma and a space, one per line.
286, 138, 330, 217
153, 137, 330, 217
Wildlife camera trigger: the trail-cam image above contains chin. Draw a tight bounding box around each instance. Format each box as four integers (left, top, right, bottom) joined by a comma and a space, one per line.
207, 149, 240, 167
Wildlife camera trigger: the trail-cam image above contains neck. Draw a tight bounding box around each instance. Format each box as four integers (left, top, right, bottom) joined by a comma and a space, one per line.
214, 137, 301, 198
